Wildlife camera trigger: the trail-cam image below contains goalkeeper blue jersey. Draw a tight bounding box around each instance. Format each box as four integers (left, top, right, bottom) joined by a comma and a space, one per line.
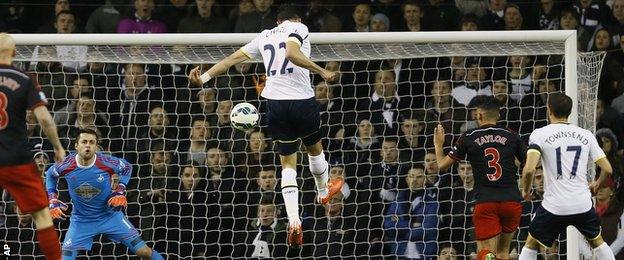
45, 152, 132, 222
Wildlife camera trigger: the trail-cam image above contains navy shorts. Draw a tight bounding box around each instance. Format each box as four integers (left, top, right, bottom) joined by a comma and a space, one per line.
528, 205, 601, 247
266, 97, 321, 155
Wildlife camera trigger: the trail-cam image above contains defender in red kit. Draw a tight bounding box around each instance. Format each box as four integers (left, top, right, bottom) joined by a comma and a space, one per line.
434, 95, 527, 260
0, 33, 66, 260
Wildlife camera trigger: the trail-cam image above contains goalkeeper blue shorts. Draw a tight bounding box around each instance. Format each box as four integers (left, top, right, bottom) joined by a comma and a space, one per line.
62, 212, 145, 253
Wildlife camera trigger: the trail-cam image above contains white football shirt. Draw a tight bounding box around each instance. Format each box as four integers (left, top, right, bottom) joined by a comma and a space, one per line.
528, 123, 606, 215
240, 20, 313, 100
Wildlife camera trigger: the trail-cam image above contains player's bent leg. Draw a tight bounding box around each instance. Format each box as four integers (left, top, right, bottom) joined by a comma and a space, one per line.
585, 235, 616, 259
304, 140, 344, 205
496, 231, 516, 259
518, 234, 540, 260
477, 236, 498, 260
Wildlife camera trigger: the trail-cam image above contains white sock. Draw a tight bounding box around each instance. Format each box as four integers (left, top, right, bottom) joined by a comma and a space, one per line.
281, 168, 300, 224
518, 247, 538, 260
593, 242, 616, 260
308, 153, 329, 193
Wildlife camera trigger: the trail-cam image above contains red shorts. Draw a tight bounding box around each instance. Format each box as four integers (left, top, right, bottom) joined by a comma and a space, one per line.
473, 201, 522, 240
0, 162, 48, 213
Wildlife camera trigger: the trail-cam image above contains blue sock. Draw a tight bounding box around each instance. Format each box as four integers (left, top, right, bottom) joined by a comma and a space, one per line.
151, 250, 164, 260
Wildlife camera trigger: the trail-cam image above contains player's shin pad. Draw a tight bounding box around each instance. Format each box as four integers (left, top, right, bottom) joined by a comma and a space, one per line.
107, 184, 127, 211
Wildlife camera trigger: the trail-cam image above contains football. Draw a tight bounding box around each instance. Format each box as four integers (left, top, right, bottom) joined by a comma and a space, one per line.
230, 102, 260, 131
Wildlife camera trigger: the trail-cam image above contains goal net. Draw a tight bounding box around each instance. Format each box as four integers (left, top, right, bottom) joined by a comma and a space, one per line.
1, 31, 605, 259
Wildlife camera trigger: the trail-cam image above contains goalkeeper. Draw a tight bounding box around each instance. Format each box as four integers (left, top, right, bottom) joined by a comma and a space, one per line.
45, 128, 163, 260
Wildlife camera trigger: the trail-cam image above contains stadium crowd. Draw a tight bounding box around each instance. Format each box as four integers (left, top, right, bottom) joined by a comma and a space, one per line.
1, 0, 624, 259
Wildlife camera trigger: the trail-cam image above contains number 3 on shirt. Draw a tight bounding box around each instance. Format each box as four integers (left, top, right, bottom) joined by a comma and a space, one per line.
484, 147, 502, 181
0, 92, 8, 130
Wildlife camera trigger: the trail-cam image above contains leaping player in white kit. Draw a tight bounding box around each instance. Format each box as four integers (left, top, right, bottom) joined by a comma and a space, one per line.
189, 6, 343, 246
519, 93, 616, 259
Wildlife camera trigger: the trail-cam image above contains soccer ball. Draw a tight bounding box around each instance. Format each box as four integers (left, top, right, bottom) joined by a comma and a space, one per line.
230, 102, 259, 131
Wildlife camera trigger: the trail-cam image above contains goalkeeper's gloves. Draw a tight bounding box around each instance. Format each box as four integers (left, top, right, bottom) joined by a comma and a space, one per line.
107, 184, 127, 211
48, 193, 68, 221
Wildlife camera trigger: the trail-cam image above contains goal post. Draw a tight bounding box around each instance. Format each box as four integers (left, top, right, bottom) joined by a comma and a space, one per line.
7, 31, 605, 259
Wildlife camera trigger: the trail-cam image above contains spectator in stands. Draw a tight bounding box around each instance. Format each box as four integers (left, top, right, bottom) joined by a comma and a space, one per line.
305, 191, 367, 257
350, 3, 371, 32
398, 113, 426, 163
572, 0, 612, 29
398, 1, 425, 32
370, 13, 390, 32
204, 146, 248, 254
158, 0, 191, 32
127, 142, 175, 245
37, 0, 72, 33
519, 78, 558, 138
534, 0, 561, 30
133, 106, 178, 162
452, 58, 492, 106
460, 14, 479, 31
319, 14, 342, 32
597, 128, 624, 199
600, 34, 624, 104
245, 198, 289, 258
166, 163, 218, 258
375, 138, 403, 203
235, 130, 276, 174
424, 80, 468, 136
357, 69, 404, 135
228, 0, 256, 26
177, 0, 229, 33
58, 94, 110, 149
117, 0, 166, 33
109, 63, 164, 155
507, 55, 533, 103
439, 161, 476, 257
316, 81, 347, 142
32, 11, 87, 73
54, 75, 94, 126
234, 0, 276, 33
503, 3, 525, 30
345, 119, 380, 164
383, 164, 439, 258
589, 27, 616, 51
86, 0, 124, 33
33, 146, 50, 175
593, 184, 624, 258
597, 98, 624, 149
422, 0, 461, 31
438, 244, 459, 260
455, 0, 489, 17
491, 77, 521, 132
179, 117, 213, 164
558, 8, 591, 49
479, 0, 507, 30
247, 167, 283, 219
608, 0, 624, 39
189, 88, 218, 127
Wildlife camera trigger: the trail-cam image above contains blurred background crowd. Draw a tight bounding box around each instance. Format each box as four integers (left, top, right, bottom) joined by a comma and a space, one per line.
0, 0, 623, 259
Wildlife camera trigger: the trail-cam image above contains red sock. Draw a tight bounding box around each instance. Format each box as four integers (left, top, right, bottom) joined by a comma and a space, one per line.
36, 226, 61, 260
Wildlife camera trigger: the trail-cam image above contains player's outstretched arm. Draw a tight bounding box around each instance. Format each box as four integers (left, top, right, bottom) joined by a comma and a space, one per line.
590, 157, 613, 194
433, 124, 455, 171
44, 165, 68, 220
521, 150, 540, 201
189, 49, 250, 86
32, 106, 65, 162
284, 41, 337, 82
